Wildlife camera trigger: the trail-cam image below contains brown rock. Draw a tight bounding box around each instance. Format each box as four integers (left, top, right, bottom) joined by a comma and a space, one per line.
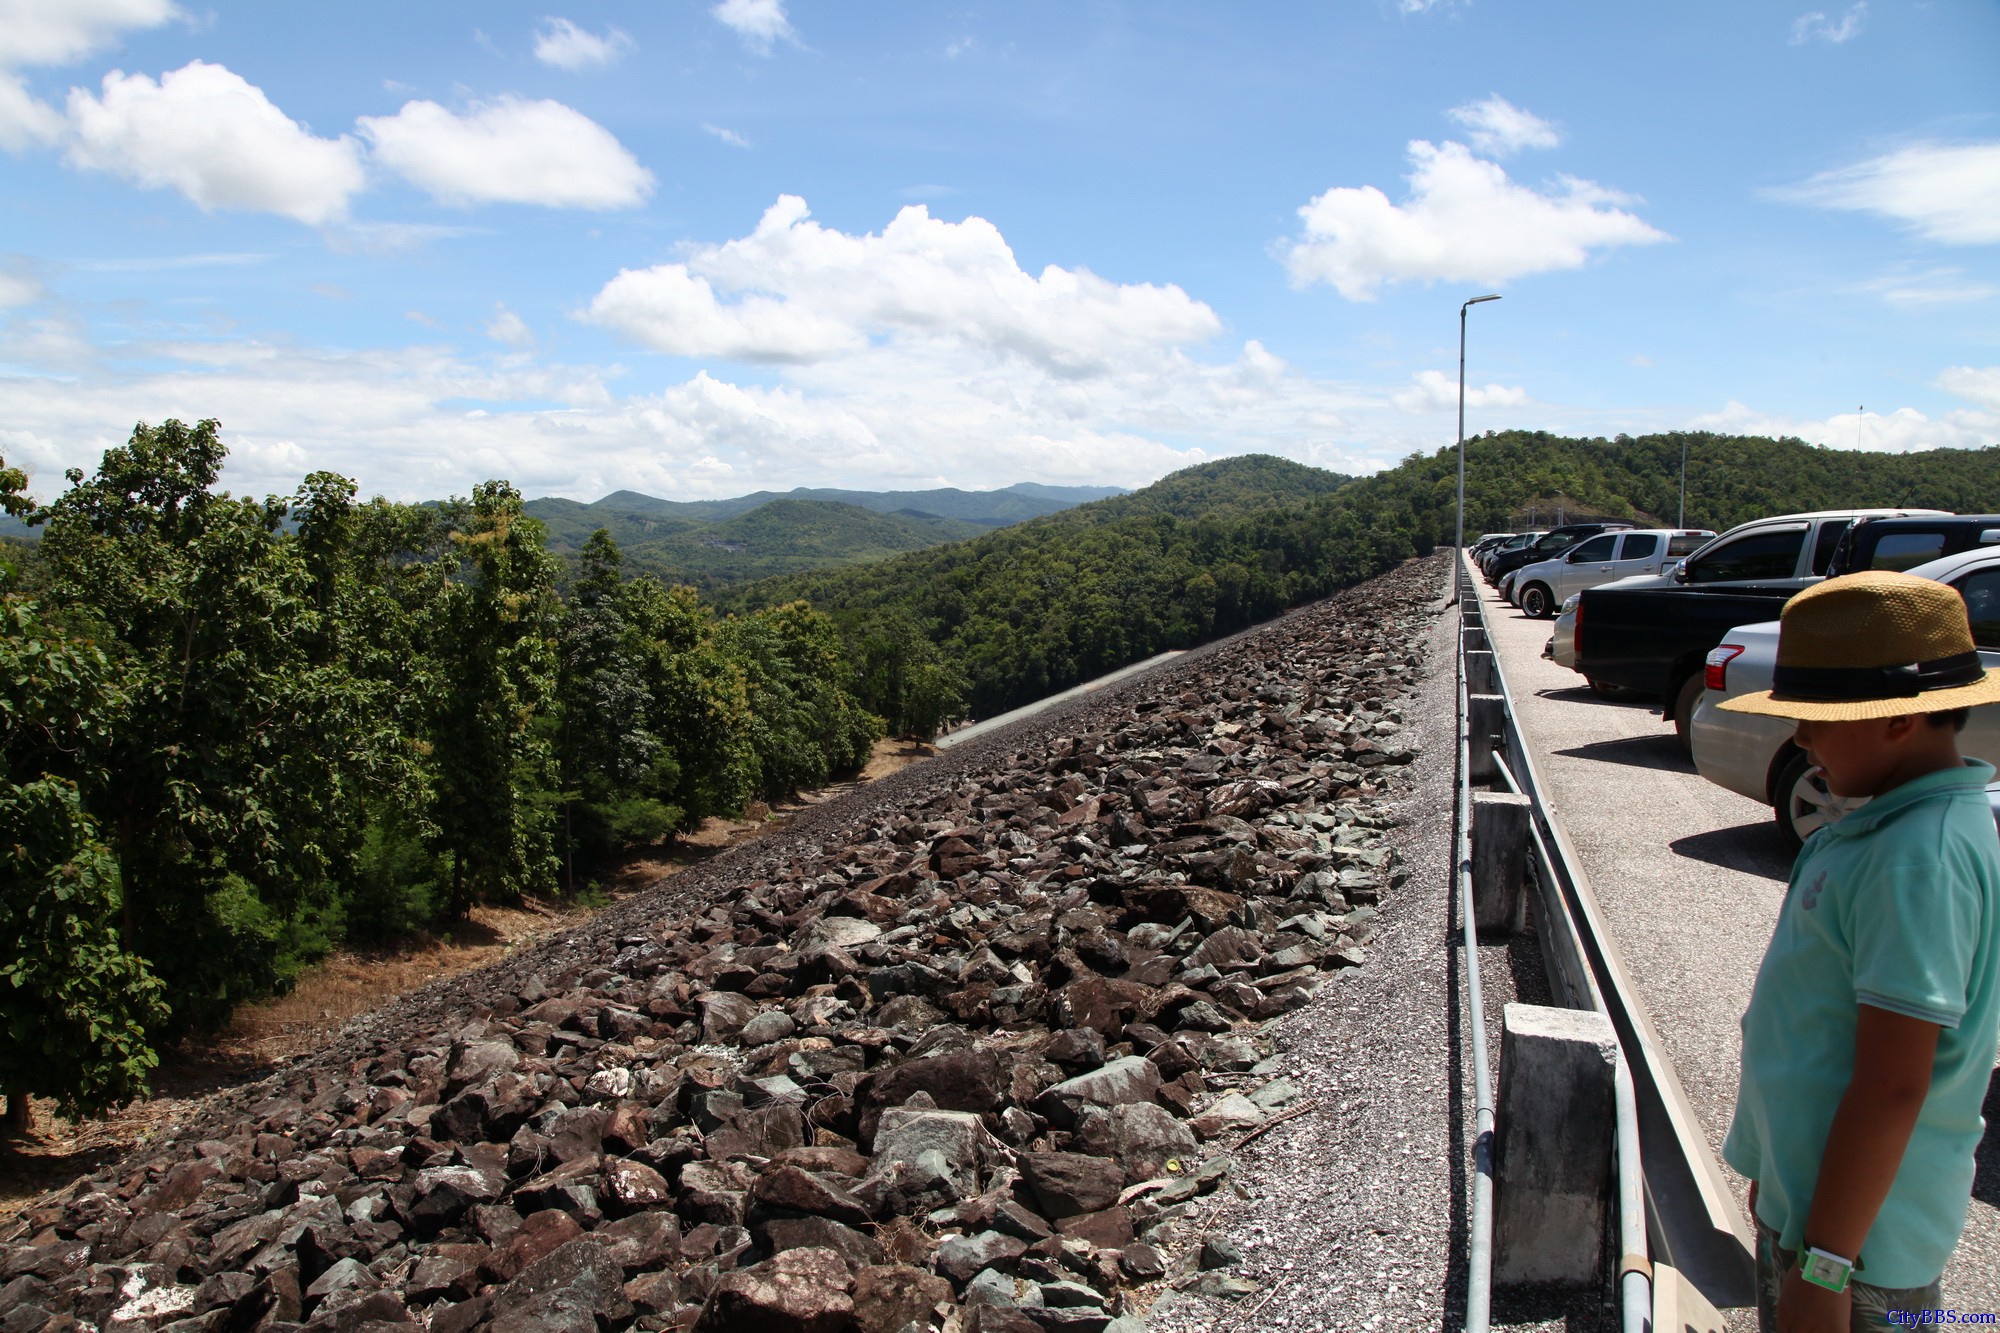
1056, 1205, 1134, 1249
480, 1209, 583, 1284
1018, 1153, 1124, 1219
694, 1246, 855, 1333
851, 1264, 950, 1333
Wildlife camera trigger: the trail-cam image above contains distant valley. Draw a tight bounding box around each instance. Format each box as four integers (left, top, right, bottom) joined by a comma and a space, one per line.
522, 481, 1127, 589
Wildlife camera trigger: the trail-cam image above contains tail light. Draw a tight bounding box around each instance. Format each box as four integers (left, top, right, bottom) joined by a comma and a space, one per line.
1705, 644, 1744, 692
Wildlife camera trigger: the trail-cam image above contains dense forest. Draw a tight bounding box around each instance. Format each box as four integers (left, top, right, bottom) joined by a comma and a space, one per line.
730, 431, 2000, 718
0, 421, 879, 1119
4, 420, 1996, 1119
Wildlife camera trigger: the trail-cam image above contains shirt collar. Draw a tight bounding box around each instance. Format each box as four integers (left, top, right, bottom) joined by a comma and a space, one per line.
1824, 758, 1998, 838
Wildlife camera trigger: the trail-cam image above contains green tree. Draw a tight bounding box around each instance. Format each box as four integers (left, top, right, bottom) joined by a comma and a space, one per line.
426, 481, 563, 915
0, 597, 166, 1123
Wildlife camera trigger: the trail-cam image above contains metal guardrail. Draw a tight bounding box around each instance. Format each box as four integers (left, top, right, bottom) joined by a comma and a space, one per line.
1455, 552, 1756, 1327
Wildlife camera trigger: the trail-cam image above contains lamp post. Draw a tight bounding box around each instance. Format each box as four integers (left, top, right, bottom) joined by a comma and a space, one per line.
1455, 294, 1503, 555
1678, 438, 1689, 528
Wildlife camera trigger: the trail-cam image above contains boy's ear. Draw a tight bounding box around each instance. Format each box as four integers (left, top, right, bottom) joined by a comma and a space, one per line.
1882, 713, 1923, 742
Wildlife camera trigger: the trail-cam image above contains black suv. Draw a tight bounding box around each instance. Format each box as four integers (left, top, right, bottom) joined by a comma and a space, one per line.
1826, 514, 2000, 577
1486, 522, 1637, 582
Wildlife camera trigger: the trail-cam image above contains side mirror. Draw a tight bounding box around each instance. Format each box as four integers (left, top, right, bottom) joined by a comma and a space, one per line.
1672, 560, 1691, 583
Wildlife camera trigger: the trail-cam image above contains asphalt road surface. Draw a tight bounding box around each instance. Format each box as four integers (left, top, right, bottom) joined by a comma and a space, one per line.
1475, 575, 2000, 1315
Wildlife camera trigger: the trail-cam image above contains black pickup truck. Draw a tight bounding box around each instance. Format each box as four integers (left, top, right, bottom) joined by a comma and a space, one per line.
1572, 512, 2000, 749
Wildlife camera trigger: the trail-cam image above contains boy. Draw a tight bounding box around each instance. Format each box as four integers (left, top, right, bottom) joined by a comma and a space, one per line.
1719, 571, 2000, 1332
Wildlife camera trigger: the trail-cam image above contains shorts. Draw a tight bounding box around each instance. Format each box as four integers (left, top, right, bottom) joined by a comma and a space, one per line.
1756, 1220, 1944, 1332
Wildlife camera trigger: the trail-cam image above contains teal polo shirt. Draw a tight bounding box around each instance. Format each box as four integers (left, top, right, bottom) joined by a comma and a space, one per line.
1722, 759, 2000, 1289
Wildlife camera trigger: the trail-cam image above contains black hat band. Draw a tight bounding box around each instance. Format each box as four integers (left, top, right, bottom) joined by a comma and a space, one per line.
1772, 650, 1985, 701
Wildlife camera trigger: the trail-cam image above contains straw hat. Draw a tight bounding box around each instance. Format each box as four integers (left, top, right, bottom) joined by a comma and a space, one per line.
1719, 570, 2000, 721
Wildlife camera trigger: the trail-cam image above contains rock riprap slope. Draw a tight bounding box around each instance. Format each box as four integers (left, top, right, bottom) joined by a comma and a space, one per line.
0, 558, 1441, 1333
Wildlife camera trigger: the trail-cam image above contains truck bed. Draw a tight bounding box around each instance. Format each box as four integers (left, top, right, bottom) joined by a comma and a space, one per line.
1574, 582, 1797, 698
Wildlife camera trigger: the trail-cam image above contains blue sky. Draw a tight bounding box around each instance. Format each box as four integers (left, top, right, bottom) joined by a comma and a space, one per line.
0, 0, 1995, 502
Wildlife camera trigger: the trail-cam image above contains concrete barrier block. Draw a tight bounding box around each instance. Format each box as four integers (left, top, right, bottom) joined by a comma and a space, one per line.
1472, 792, 1532, 935
1493, 1003, 1618, 1287
1465, 649, 1498, 695
1467, 693, 1506, 784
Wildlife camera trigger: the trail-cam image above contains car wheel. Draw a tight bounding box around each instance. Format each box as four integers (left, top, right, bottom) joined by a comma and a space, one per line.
1519, 583, 1553, 619
1772, 748, 1863, 855
1671, 673, 1704, 755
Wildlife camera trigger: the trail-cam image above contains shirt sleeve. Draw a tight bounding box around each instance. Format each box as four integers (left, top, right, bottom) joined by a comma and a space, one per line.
1848, 856, 1980, 1030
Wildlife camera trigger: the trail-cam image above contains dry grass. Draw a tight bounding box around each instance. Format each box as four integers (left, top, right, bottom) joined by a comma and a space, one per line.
0, 736, 940, 1214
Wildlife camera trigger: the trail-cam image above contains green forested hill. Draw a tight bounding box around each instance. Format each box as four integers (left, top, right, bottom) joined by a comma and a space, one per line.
727, 433, 2000, 719
1439, 430, 2000, 535
520, 481, 1122, 588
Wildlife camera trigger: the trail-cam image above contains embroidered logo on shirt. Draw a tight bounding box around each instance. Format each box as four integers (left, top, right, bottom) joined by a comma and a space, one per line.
1800, 870, 1827, 912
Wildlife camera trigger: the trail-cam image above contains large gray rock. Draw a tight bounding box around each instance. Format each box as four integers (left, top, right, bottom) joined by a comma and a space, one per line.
1108, 1103, 1198, 1183
1034, 1056, 1163, 1130
698, 992, 759, 1045
866, 1107, 983, 1193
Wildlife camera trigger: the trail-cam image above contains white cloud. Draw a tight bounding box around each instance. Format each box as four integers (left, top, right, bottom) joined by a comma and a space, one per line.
358, 95, 653, 209
1776, 142, 2000, 245
0, 0, 179, 69
1791, 4, 1864, 44
1859, 266, 2000, 308
1445, 96, 1560, 157
64, 61, 365, 224
0, 269, 43, 309
486, 304, 535, 349
1686, 399, 1998, 453
712, 0, 796, 54
0, 72, 64, 151
1283, 138, 1669, 300
703, 122, 750, 149
588, 194, 1224, 374
532, 18, 632, 71
1937, 366, 2000, 412
1393, 369, 1528, 414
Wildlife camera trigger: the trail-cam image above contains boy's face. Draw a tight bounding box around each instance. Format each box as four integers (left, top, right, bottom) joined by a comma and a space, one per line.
1793, 715, 1923, 798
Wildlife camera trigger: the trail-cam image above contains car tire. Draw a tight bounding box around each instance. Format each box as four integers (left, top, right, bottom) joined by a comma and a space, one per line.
1519, 583, 1553, 619
1772, 747, 1861, 855
1671, 672, 1704, 755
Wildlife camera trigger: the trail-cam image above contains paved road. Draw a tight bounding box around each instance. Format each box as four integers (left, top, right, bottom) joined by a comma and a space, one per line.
1475, 575, 2000, 1314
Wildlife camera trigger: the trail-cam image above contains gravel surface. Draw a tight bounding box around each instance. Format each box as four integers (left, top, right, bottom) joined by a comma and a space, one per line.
1145, 565, 1608, 1333
1478, 576, 2000, 1317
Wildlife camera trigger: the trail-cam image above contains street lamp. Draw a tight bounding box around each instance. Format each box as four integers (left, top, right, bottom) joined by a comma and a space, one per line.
1455, 294, 1502, 555
1678, 438, 1689, 528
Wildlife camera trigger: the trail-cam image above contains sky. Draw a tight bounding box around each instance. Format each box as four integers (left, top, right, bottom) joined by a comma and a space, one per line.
0, 0, 1996, 504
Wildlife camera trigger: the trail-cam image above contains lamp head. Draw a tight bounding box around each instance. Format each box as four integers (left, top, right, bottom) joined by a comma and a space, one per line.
1463, 294, 1502, 310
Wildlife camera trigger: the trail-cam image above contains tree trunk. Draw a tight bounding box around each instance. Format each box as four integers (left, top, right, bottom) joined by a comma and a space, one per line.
3, 1094, 31, 1135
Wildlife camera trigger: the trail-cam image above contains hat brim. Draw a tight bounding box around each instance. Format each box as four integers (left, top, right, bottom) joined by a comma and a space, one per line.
1717, 668, 2000, 721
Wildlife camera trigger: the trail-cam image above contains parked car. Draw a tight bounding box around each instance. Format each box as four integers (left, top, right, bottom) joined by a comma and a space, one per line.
1485, 522, 1636, 584
1479, 531, 1545, 577
1571, 508, 1954, 749
1470, 532, 1518, 556
1691, 545, 2000, 850
1826, 514, 2000, 576
1505, 528, 1714, 618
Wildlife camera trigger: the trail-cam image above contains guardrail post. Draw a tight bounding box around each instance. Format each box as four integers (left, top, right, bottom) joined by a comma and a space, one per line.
1467, 694, 1506, 783
1472, 792, 1531, 934
1465, 649, 1498, 695
1493, 1003, 1618, 1287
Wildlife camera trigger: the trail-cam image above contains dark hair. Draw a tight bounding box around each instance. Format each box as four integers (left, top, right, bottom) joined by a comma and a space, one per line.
1926, 707, 1971, 733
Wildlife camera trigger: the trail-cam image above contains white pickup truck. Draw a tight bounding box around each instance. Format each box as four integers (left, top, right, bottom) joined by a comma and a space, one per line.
1690, 546, 2000, 851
